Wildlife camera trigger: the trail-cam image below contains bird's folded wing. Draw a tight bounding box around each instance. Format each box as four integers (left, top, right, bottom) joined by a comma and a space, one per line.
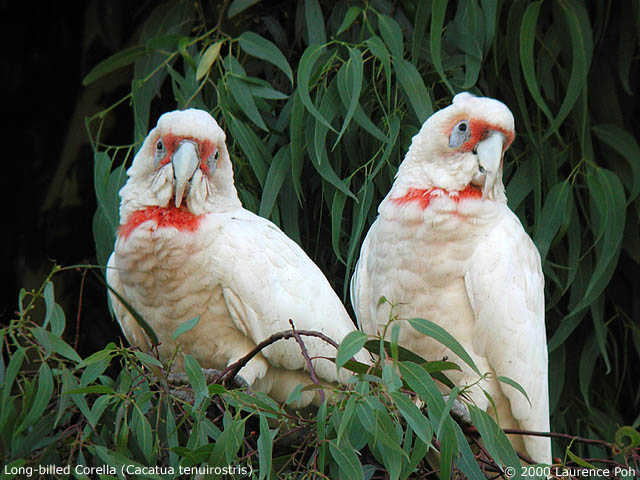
206, 211, 358, 381
106, 253, 151, 351
463, 208, 549, 434
350, 222, 375, 332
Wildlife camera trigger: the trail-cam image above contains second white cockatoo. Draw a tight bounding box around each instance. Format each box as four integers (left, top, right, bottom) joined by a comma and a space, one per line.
107, 108, 367, 407
351, 93, 551, 463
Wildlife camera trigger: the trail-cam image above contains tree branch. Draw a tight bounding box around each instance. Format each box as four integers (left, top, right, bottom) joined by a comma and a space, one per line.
215, 328, 342, 390
288, 319, 325, 403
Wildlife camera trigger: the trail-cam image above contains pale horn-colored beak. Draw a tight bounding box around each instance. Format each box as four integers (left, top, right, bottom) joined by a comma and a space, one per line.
172, 141, 200, 208
476, 131, 504, 200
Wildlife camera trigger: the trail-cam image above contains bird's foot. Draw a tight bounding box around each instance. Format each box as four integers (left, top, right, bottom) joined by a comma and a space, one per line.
165, 368, 251, 405
443, 395, 471, 425
166, 371, 189, 386
222, 371, 251, 391
166, 369, 222, 386
201, 368, 224, 385
167, 368, 250, 390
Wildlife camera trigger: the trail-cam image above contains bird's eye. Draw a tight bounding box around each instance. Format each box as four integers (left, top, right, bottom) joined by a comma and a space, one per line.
207, 148, 219, 173
154, 139, 166, 166
449, 120, 471, 148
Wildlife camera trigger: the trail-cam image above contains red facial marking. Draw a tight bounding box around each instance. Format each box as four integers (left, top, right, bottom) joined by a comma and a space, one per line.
118, 205, 203, 239
445, 117, 514, 153
461, 118, 514, 153
156, 133, 218, 174
392, 184, 482, 210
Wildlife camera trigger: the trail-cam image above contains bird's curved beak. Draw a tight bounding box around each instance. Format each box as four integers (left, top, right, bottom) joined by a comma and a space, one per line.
476, 131, 504, 200
172, 141, 200, 208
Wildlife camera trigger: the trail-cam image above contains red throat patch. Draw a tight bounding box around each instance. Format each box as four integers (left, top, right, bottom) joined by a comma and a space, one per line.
391, 184, 482, 210
118, 205, 203, 239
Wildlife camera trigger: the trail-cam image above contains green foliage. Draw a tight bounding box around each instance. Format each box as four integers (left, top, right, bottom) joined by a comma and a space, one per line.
4, 273, 639, 478
79, 0, 640, 476
0, 274, 501, 478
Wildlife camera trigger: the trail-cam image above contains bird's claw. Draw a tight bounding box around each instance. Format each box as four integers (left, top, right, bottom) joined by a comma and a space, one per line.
415, 394, 471, 425
166, 371, 189, 386
165, 368, 252, 406
444, 395, 472, 425
223, 372, 251, 391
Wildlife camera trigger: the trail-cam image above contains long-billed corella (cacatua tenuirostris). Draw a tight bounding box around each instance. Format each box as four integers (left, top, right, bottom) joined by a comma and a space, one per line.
351, 93, 551, 463
107, 108, 367, 407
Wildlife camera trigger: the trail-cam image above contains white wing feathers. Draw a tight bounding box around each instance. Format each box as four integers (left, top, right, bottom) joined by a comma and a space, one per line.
208, 209, 362, 383
349, 222, 375, 332
106, 254, 151, 352
464, 207, 550, 462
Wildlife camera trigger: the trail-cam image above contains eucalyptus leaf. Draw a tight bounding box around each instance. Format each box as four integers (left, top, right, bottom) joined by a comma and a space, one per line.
228, 0, 261, 19
196, 41, 222, 80
238, 31, 293, 84
336, 331, 367, 371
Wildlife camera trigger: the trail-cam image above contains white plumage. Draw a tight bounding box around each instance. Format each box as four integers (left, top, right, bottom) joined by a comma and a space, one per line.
351, 93, 551, 463
107, 109, 366, 407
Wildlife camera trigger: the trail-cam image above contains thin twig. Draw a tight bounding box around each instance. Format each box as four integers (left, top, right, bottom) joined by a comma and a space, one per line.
215, 328, 341, 386
503, 428, 615, 448
289, 319, 325, 403
277, 427, 315, 477
238, 423, 311, 463
74, 268, 87, 350
467, 433, 503, 473
464, 424, 617, 449
214, 0, 231, 41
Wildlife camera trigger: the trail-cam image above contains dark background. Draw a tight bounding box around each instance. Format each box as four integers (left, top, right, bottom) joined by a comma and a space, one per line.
2, 1, 147, 355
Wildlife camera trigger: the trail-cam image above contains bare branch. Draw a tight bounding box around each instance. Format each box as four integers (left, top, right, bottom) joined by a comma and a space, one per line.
288, 319, 325, 403
215, 328, 341, 388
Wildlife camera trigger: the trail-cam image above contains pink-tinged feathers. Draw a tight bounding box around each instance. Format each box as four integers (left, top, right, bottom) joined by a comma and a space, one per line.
352, 94, 550, 463
391, 185, 482, 209
109, 109, 370, 408
118, 205, 203, 239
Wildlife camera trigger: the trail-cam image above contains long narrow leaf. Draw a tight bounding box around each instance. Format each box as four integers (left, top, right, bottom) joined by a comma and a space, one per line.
238, 32, 293, 84
334, 48, 363, 147
297, 45, 336, 132
407, 318, 481, 376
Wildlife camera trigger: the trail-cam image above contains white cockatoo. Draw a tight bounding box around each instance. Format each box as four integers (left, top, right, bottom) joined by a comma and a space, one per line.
107, 108, 367, 407
351, 93, 551, 463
